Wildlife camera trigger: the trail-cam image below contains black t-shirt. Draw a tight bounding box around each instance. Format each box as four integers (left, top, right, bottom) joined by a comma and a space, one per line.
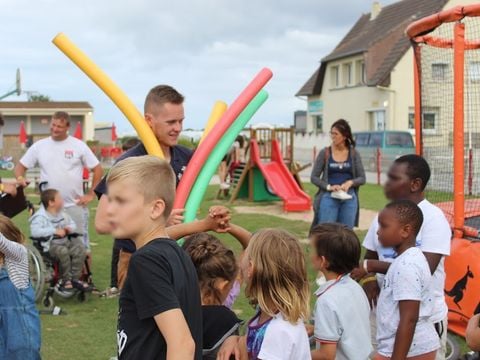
117, 238, 202, 360
94, 143, 193, 253
202, 305, 242, 357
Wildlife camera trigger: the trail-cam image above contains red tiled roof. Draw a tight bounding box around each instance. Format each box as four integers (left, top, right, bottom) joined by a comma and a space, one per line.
296, 0, 449, 96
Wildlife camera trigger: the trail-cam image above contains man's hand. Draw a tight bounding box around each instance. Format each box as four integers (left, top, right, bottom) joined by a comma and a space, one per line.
55, 228, 67, 238
3, 183, 17, 197
15, 176, 28, 188
167, 209, 185, 226
76, 193, 95, 206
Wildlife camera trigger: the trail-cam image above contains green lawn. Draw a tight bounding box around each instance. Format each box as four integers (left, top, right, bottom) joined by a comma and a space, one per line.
10, 184, 468, 359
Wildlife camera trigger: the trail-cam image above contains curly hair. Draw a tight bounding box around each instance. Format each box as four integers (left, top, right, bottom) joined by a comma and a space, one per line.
385, 199, 424, 236
183, 233, 237, 305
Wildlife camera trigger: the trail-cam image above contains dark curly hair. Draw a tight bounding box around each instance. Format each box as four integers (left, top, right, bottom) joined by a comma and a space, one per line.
183, 233, 237, 305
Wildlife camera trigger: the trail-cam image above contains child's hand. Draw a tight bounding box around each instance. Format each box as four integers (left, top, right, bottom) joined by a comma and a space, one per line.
350, 266, 367, 281
207, 206, 231, 233
167, 209, 185, 226
362, 280, 380, 309
55, 228, 67, 237
305, 323, 314, 337
217, 335, 241, 360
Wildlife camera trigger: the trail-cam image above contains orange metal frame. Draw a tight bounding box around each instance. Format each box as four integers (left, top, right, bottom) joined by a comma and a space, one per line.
407, 4, 480, 337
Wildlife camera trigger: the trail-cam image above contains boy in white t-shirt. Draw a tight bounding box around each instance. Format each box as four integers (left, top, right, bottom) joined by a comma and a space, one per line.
375, 200, 439, 359
310, 223, 372, 360
352, 155, 450, 359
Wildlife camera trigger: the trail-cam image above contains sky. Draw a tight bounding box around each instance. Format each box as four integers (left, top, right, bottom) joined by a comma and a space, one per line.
0, 0, 397, 135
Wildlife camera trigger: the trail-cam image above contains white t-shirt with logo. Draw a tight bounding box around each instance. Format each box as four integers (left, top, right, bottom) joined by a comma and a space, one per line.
363, 199, 451, 323
20, 136, 99, 208
376, 247, 440, 357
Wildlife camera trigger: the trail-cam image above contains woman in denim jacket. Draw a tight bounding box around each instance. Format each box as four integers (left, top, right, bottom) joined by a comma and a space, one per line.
0, 215, 41, 359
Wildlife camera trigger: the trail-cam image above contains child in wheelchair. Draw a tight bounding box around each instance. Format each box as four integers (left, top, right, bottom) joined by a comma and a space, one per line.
29, 188, 89, 293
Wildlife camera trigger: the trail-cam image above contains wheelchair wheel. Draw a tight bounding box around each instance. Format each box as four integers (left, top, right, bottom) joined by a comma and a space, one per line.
43, 295, 54, 310
446, 332, 461, 360
26, 244, 46, 302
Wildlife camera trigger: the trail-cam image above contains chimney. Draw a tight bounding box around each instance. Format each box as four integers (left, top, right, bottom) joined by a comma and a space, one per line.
370, 1, 382, 21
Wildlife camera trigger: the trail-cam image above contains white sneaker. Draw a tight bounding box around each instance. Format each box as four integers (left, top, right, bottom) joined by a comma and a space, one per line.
331, 190, 352, 200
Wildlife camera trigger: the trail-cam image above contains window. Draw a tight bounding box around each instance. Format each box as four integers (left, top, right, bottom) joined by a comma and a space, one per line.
369, 133, 383, 147
343, 63, 352, 86
386, 133, 414, 147
469, 61, 480, 82
368, 110, 386, 131
355, 133, 369, 146
432, 63, 448, 81
331, 66, 339, 88
361, 62, 366, 84
408, 107, 438, 133
312, 114, 323, 133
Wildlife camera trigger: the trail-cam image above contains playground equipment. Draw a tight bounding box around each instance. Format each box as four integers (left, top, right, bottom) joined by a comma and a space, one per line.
53, 33, 164, 158
227, 127, 311, 212
407, 3, 480, 345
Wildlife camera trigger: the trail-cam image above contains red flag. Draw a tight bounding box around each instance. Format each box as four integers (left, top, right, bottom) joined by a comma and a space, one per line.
111, 123, 118, 142
73, 121, 82, 139
19, 121, 27, 145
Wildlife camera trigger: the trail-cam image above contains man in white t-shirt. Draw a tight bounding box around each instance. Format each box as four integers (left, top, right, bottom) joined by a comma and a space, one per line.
352, 154, 451, 360
15, 111, 103, 248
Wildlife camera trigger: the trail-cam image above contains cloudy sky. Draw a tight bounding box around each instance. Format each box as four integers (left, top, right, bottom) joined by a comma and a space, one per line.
0, 0, 396, 135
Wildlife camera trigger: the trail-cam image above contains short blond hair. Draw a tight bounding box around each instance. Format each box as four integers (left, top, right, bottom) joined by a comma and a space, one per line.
106, 155, 175, 219
245, 229, 310, 323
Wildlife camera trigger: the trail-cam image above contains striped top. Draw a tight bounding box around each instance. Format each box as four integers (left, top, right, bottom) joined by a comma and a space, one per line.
0, 233, 29, 289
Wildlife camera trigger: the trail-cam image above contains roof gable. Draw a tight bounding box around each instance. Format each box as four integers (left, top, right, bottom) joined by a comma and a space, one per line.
297, 0, 449, 96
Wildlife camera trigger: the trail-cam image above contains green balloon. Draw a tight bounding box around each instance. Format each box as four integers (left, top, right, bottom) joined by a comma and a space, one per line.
184, 89, 268, 223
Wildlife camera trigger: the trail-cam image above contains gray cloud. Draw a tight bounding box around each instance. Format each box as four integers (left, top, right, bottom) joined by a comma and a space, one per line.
0, 0, 398, 134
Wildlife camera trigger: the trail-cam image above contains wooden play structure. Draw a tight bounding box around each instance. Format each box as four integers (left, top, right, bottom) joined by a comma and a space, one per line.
220, 127, 311, 212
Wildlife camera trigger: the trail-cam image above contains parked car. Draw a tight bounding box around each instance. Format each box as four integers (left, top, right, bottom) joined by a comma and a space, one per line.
353, 131, 415, 171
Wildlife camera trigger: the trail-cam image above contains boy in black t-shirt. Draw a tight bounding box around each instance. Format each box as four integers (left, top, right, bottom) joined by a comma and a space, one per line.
106, 155, 202, 360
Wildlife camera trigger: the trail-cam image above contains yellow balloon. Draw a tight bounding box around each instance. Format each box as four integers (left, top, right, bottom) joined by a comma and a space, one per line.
198, 101, 228, 146
52, 33, 164, 158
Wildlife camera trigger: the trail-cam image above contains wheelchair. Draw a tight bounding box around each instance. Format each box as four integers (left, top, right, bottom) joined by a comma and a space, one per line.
27, 233, 95, 308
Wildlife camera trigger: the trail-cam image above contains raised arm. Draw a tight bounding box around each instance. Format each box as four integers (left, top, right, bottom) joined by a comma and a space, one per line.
227, 223, 251, 250
0, 233, 26, 263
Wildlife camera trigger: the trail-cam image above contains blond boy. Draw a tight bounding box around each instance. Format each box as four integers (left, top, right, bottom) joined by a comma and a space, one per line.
107, 156, 202, 360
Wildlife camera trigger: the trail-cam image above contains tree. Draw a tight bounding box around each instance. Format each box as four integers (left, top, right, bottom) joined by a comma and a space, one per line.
28, 94, 51, 102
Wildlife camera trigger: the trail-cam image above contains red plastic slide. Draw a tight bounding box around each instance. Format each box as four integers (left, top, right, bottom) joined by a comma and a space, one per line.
250, 139, 311, 212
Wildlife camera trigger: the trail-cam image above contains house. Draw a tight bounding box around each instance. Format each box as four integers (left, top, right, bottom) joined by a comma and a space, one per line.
296, 0, 476, 146
0, 101, 94, 160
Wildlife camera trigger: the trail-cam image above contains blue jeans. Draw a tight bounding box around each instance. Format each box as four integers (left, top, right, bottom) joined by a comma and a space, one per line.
318, 188, 358, 229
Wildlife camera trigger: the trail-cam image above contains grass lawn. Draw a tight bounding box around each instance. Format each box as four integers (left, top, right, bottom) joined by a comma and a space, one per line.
10, 184, 468, 359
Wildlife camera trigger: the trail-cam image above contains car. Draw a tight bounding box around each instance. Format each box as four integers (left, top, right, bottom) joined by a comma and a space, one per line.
353, 131, 415, 171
